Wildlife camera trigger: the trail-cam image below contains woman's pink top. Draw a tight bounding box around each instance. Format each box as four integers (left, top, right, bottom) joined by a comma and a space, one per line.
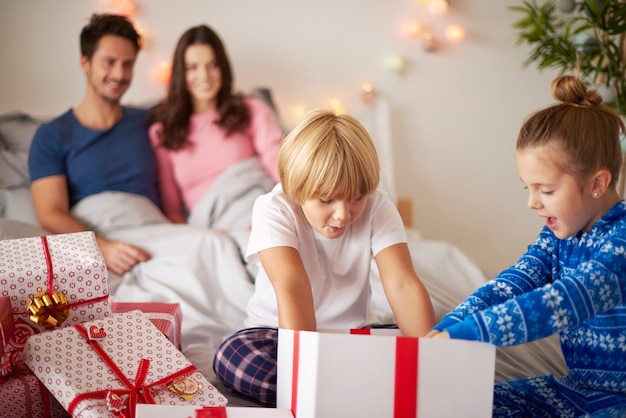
149, 97, 283, 222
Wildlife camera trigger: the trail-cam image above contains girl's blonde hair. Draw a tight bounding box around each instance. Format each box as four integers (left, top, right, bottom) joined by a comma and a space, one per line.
278, 109, 380, 204
517, 75, 625, 187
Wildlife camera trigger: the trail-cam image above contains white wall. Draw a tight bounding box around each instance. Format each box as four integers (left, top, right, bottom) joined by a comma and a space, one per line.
0, 0, 559, 277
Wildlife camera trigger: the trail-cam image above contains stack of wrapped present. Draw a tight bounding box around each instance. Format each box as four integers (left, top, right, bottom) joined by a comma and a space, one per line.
0, 231, 228, 417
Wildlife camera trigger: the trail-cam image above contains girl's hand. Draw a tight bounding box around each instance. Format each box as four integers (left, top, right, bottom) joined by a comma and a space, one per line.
424, 330, 450, 339
424, 329, 441, 338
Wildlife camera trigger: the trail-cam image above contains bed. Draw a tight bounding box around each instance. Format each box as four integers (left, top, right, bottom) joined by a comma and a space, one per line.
0, 96, 566, 407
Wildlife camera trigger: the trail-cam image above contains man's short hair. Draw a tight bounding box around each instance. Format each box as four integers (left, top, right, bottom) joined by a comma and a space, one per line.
80, 13, 142, 59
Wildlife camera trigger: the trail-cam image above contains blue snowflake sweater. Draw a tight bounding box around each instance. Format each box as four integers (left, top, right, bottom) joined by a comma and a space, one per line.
434, 201, 626, 394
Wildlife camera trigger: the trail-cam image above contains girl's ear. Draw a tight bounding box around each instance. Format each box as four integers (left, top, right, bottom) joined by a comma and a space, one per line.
591, 169, 612, 197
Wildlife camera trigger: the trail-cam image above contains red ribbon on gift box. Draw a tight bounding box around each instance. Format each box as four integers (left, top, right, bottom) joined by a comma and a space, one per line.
290, 331, 419, 418
16, 236, 109, 330
0, 296, 14, 352
67, 323, 197, 418
196, 406, 227, 418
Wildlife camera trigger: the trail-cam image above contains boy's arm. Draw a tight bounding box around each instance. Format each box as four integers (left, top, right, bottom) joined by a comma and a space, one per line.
259, 245, 317, 331
375, 243, 436, 337
30, 176, 150, 275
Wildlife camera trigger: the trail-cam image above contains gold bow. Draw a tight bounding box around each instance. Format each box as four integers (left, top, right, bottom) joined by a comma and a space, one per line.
27, 291, 69, 329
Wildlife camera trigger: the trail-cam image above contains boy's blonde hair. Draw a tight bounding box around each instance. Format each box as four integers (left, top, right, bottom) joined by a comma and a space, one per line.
278, 109, 380, 204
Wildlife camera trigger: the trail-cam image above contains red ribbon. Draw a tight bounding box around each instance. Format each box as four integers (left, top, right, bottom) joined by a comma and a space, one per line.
39, 236, 109, 313
291, 330, 300, 417
290, 331, 419, 418
68, 324, 197, 418
196, 406, 227, 417
0, 298, 14, 352
394, 337, 418, 418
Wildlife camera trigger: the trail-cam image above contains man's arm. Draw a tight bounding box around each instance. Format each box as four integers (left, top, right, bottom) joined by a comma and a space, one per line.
30, 176, 150, 275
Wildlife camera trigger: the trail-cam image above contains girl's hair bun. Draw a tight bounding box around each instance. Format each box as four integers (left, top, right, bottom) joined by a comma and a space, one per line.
551, 74, 602, 107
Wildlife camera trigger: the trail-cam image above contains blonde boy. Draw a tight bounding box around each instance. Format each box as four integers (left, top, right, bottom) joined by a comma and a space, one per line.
213, 109, 435, 406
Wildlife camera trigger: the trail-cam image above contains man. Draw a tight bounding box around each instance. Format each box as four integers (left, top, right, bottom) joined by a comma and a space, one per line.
28, 14, 158, 275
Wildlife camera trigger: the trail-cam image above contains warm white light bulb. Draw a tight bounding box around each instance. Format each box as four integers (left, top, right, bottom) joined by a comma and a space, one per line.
329, 99, 346, 115
428, 0, 449, 16
404, 21, 424, 38
444, 24, 466, 42
155, 61, 171, 84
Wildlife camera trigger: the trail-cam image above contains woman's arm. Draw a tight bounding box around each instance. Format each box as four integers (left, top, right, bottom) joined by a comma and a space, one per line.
248, 98, 283, 183
148, 123, 186, 222
259, 245, 317, 331
375, 243, 436, 337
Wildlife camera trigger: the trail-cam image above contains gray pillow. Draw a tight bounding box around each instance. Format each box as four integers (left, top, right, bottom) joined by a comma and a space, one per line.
0, 218, 48, 240
0, 150, 30, 188
0, 111, 42, 152
0, 186, 38, 225
0, 112, 44, 188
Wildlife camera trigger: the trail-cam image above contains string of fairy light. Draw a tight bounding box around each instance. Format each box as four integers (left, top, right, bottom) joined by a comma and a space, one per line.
105, 0, 466, 122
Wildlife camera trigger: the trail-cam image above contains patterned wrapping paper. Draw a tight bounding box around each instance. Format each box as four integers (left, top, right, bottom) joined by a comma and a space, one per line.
0, 372, 69, 418
0, 296, 14, 381
23, 310, 228, 418
0, 296, 14, 354
0, 231, 110, 333
111, 302, 182, 349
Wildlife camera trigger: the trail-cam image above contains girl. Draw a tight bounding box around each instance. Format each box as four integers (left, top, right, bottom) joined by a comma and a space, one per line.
213, 109, 436, 406
428, 75, 626, 417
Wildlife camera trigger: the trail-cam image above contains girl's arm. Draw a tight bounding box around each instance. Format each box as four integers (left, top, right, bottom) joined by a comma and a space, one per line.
433, 229, 554, 332
259, 245, 317, 331
441, 229, 626, 345
375, 243, 436, 337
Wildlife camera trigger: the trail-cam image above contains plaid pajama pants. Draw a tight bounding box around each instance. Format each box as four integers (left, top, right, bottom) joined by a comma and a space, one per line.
213, 327, 279, 406
212, 324, 399, 406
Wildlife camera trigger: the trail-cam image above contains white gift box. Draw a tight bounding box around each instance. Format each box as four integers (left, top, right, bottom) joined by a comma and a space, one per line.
0, 231, 110, 333
277, 329, 496, 418
136, 404, 293, 417
23, 310, 228, 417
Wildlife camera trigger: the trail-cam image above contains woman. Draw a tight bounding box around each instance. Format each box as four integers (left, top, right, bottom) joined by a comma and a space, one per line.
149, 25, 283, 224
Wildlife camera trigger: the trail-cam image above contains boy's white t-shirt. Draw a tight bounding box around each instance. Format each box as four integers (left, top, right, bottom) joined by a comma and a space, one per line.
244, 184, 407, 328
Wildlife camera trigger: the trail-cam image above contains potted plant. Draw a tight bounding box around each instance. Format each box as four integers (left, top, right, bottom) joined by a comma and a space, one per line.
510, 0, 626, 115
510, 0, 626, 193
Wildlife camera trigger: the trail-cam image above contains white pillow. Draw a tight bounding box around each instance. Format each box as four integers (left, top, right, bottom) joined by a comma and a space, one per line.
71, 191, 170, 234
